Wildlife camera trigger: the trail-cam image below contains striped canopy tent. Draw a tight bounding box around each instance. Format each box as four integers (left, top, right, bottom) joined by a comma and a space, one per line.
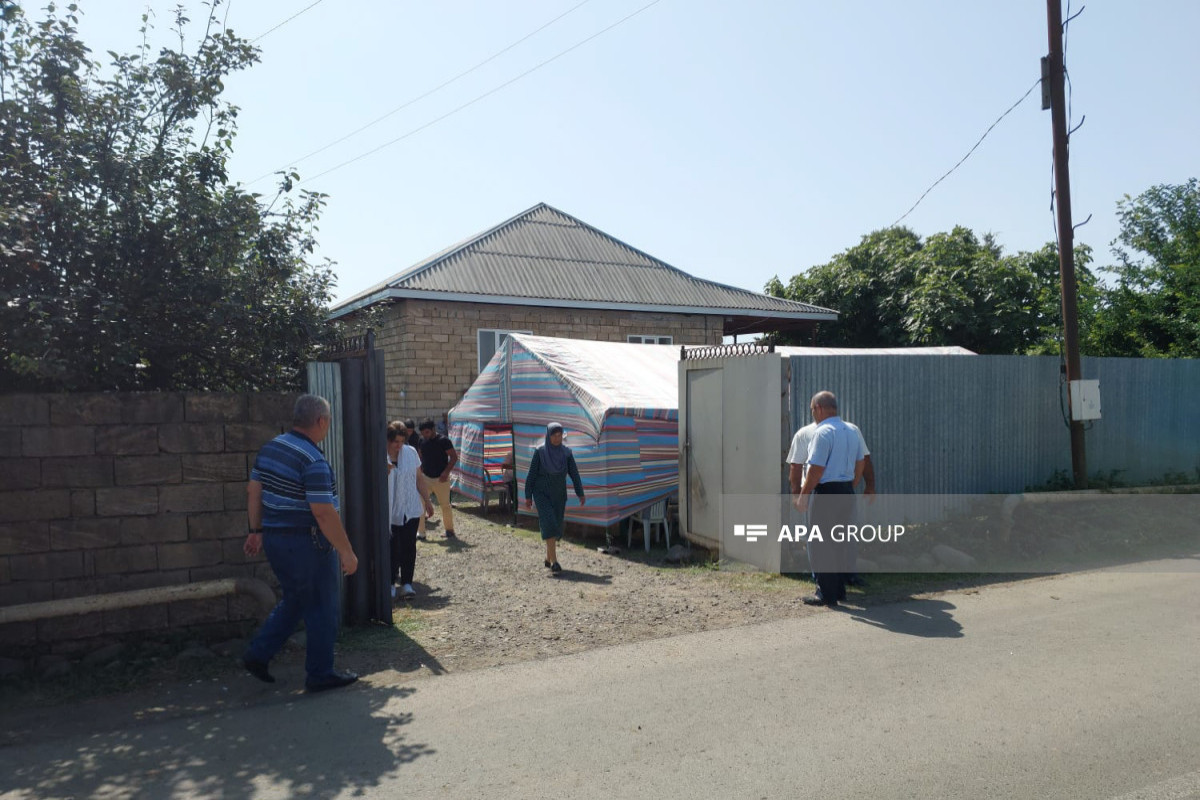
449, 334, 679, 528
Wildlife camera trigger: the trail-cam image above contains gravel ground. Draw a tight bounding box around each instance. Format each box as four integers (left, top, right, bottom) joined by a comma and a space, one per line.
343, 500, 845, 678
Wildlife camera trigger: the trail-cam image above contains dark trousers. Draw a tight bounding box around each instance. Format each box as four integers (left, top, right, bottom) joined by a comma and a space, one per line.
808, 481, 856, 602
245, 530, 340, 680
390, 518, 419, 586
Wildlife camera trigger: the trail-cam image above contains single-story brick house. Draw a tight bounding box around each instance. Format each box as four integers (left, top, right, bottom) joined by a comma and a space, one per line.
329, 203, 836, 422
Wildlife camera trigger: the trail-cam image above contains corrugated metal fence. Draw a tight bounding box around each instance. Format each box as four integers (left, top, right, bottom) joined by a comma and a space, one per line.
788, 355, 1200, 493
306, 362, 345, 506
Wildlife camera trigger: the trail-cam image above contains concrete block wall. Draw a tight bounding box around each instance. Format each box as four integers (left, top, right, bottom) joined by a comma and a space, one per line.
0, 391, 298, 656
377, 299, 724, 422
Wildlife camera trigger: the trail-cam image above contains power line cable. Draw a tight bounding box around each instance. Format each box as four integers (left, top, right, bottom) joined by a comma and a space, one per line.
251, 0, 328, 43
891, 78, 1041, 228
297, 0, 665, 185
249, 0, 593, 185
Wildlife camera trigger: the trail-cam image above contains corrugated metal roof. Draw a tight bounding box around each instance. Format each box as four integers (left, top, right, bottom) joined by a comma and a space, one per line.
777, 345, 976, 356
332, 204, 835, 318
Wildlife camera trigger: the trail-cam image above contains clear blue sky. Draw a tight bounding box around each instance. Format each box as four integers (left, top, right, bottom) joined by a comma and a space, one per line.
71, 0, 1200, 304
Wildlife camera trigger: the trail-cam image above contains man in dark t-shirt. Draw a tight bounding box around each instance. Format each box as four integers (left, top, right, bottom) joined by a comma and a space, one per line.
418, 417, 458, 539
403, 418, 421, 451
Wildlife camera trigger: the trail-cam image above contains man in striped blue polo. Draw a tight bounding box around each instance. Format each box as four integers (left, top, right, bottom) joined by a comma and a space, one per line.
793, 390, 866, 608
242, 394, 360, 692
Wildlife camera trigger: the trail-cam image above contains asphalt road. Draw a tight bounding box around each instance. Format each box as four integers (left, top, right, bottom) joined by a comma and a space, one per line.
2, 561, 1198, 799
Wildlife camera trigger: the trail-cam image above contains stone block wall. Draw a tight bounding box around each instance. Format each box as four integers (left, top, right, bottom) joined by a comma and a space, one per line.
0, 391, 298, 657
376, 299, 723, 422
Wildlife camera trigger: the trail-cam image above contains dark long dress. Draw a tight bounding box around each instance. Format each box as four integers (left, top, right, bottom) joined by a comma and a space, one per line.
525, 445, 584, 540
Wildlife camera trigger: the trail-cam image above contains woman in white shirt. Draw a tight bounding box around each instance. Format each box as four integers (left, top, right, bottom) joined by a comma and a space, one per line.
388, 423, 433, 599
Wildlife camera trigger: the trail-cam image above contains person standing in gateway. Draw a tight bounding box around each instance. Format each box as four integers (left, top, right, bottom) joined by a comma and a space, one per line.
241, 394, 360, 692
387, 422, 433, 600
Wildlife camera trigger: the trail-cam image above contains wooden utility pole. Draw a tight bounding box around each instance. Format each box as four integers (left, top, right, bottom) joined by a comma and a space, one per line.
1044, 0, 1088, 488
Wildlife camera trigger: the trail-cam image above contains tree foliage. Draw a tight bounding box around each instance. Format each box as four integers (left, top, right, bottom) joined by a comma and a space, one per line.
0, 2, 336, 391
1085, 179, 1200, 358
766, 226, 1096, 355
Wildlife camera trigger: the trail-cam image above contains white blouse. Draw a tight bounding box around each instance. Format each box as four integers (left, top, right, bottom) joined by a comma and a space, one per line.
388, 445, 425, 525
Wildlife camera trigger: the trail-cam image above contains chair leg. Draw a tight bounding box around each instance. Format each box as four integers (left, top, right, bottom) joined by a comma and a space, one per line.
643, 520, 651, 553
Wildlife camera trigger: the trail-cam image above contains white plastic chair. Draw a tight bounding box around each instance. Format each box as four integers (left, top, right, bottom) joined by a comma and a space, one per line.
628, 498, 671, 553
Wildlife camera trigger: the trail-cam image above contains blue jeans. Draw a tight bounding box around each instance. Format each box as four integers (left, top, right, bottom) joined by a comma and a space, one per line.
245, 531, 341, 680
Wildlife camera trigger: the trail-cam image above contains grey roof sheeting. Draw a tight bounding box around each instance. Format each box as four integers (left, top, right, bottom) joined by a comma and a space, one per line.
330, 204, 836, 320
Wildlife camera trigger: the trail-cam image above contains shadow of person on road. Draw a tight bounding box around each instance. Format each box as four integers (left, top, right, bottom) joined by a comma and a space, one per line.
0, 681, 433, 799
843, 598, 964, 639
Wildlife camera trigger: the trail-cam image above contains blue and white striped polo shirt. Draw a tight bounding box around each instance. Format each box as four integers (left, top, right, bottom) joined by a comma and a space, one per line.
251, 431, 339, 529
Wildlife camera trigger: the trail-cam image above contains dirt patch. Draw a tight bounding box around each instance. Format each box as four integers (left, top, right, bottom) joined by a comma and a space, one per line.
351, 506, 804, 676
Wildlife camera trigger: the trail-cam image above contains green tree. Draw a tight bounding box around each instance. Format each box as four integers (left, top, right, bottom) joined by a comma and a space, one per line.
766, 226, 1095, 354
765, 227, 923, 348
1086, 180, 1200, 358
0, 2, 336, 391
1015, 242, 1101, 357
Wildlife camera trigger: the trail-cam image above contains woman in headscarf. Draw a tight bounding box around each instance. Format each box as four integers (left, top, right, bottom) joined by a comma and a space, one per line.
524, 422, 585, 572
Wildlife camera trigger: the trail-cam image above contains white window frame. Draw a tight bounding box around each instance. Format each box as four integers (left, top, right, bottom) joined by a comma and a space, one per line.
477, 328, 531, 372
627, 334, 673, 345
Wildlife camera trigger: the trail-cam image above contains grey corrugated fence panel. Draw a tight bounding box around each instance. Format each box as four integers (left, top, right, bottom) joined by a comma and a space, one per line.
788, 355, 1200, 493
789, 355, 1071, 494
306, 362, 345, 516
1083, 357, 1200, 484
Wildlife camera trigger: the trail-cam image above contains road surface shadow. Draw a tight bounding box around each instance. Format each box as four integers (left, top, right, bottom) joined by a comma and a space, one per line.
844, 598, 964, 638
0, 682, 431, 798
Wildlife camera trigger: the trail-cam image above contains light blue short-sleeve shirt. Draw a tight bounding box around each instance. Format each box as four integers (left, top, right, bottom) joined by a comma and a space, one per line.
806, 416, 866, 483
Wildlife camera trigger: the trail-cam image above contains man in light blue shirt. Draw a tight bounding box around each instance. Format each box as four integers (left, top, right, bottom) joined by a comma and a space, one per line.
794, 391, 866, 608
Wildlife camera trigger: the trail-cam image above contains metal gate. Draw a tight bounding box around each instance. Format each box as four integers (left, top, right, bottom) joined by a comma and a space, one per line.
307, 330, 392, 626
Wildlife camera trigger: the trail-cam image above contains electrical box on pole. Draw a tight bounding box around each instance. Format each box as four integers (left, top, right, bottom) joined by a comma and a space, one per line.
1069, 380, 1101, 421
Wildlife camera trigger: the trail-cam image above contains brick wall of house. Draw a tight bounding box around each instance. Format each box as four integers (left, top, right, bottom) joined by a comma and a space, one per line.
0, 392, 299, 657
377, 299, 723, 422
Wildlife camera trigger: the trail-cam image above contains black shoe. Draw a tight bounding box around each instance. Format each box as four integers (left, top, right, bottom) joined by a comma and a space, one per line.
551, 561, 562, 573
545, 560, 553, 568
416, 532, 427, 541
802, 594, 837, 608
445, 530, 456, 539
242, 657, 275, 684
305, 670, 359, 693
846, 575, 867, 587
